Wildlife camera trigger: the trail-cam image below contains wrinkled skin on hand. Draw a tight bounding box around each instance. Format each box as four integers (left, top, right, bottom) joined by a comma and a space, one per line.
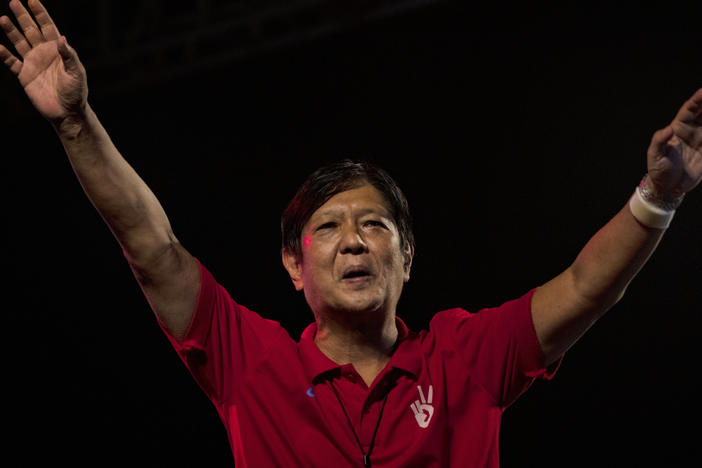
646, 88, 702, 198
0, 0, 87, 123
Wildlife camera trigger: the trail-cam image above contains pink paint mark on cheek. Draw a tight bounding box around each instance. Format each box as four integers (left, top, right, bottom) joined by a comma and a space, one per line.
303, 234, 312, 249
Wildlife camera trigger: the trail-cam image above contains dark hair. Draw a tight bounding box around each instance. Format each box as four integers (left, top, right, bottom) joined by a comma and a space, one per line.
281, 159, 415, 261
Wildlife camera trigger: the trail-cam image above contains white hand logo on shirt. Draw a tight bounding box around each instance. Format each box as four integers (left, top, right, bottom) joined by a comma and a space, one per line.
410, 385, 434, 428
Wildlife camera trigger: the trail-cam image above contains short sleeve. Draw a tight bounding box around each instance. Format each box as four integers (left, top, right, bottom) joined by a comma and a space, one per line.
431, 288, 560, 409
159, 259, 287, 405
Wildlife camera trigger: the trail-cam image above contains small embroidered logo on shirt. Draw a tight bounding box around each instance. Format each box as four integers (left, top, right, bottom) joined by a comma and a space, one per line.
306, 386, 316, 397
410, 385, 434, 428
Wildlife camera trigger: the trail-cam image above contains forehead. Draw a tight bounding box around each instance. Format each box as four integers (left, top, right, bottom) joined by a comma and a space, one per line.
310, 184, 392, 220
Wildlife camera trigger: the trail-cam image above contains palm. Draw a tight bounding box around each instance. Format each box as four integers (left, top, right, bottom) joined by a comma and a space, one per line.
19, 40, 69, 121
648, 89, 702, 196
1, 0, 87, 123
670, 138, 702, 193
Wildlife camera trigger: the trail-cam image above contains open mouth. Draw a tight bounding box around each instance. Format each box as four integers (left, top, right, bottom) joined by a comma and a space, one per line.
341, 266, 372, 281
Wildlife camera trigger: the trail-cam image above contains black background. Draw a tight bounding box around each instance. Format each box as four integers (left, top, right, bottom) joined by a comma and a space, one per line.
3, 1, 701, 466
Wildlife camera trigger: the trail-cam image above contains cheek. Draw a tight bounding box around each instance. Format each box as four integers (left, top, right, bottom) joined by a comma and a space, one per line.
300, 236, 334, 283
303, 234, 312, 249
377, 242, 405, 277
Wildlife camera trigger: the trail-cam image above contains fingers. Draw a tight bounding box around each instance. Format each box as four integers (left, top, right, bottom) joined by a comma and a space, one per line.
675, 88, 702, 125
688, 88, 702, 107
417, 385, 426, 404
2, 0, 59, 58
28, 0, 59, 40
9, 0, 43, 47
0, 12, 31, 56
0, 42, 22, 75
670, 88, 702, 151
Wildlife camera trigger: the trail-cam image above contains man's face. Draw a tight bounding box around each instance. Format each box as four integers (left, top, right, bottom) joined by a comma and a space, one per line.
283, 184, 412, 318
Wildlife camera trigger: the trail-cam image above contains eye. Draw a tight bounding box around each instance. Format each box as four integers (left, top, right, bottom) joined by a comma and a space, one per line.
364, 220, 387, 229
317, 221, 337, 231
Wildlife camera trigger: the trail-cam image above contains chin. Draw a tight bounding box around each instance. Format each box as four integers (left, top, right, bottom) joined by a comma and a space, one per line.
336, 295, 387, 317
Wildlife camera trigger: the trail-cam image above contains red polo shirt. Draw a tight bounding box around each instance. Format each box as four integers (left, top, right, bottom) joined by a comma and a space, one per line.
161, 260, 558, 467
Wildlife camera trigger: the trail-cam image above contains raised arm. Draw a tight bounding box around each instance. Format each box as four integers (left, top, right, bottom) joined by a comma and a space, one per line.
532, 88, 702, 365
1, 0, 199, 341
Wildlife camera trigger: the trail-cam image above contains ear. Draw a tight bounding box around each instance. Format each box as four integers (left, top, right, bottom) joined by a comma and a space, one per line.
402, 244, 414, 283
282, 248, 304, 291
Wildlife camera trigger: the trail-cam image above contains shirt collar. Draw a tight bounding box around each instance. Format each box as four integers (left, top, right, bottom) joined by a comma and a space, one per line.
298, 316, 422, 383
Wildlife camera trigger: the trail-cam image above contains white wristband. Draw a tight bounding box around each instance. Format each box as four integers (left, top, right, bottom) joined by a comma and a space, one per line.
629, 187, 675, 229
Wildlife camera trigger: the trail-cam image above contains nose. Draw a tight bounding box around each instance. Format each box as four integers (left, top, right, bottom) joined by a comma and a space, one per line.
339, 223, 368, 255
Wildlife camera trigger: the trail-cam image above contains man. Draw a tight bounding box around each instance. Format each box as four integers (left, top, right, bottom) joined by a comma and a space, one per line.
1, 1, 700, 466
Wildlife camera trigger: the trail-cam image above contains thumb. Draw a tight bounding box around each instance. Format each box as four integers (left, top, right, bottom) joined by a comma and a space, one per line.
57, 36, 79, 73
55, 35, 89, 113
647, 125, 674, 162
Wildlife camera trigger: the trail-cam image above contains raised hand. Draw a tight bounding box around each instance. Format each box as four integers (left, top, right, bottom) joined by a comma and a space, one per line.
0, 0, 87, 123
646, 88, 702, 198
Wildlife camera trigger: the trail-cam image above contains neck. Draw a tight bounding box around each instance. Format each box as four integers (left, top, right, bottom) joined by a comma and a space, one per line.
314, 311, 398, 384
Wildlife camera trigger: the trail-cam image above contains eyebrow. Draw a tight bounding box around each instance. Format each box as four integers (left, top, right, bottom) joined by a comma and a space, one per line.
314, 206, 390, 220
